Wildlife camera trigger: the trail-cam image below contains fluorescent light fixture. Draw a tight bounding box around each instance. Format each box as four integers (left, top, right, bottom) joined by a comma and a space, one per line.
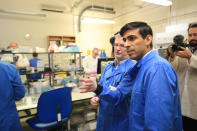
0, 9, 46, 17
141, 0, 172, 6
83, 17, 115, 24
165, 24, 188, 32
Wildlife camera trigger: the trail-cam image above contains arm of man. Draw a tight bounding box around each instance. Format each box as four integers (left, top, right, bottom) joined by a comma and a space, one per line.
8, 64, 25, 100
98, 70, 134, 106
144, 63, 181, 130
189, 54, 197, 69
176, 47, 192, 61
175, 47, 197, 69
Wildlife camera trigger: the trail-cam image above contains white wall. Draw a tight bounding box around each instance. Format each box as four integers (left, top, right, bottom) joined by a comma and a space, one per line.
76, 22, 113, 56
112, 0, 197, 47
0, 0, 114, 57
0, 0, 74, 49
74, 10, 114, 56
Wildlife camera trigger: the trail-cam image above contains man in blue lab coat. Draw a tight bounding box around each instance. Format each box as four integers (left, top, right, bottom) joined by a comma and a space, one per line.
99, 22, 182, 130
81, 22, 182, 131
80, 34, 135, 131
0, 62, 25, 131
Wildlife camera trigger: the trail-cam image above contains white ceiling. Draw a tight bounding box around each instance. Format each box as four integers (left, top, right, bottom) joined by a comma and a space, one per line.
40, 0, 149, 18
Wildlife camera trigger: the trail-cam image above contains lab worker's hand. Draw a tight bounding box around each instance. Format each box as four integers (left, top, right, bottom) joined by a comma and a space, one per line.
90, 97, 100, 109
168, 44, 176, 56
164, 50, 169, 59
79, 78, 97, 93
167, 44, 177, 62
176, 47, 192, 61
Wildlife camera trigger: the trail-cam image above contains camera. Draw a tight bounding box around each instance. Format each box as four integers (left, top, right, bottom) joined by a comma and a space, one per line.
172, 43, 188, 52
171, 35, 187, 52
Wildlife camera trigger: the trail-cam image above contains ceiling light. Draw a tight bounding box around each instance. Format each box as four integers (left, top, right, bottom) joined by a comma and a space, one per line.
141, 0, 172, 6
165, 24, 188, 32
0, 9, 46, 17
83, 18, 115, 24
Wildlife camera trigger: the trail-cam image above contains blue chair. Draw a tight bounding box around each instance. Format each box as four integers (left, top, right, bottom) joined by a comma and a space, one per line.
26, 87, 72, 131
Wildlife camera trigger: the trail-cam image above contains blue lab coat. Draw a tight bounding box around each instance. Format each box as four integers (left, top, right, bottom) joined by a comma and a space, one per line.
99, 50, 182, 131
97, 59, 135, 131
29, 57, 41, 80
0, 62, 25, 131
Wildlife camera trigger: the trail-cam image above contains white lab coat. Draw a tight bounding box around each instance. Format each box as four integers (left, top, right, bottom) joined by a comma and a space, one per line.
1, 49, 29, 68
16, 54, 29, 68
171, 49, 197, 119
83, 56, 98, 74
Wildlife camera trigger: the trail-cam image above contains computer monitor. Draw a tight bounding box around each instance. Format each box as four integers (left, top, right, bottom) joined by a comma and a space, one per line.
97, 57, 115, 74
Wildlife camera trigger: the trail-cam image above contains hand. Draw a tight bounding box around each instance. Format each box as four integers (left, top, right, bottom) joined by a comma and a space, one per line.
90, 97, 100, 109
168, 44, 174, 55
176, 47, 192, 60
164, 50, 169, 58
79, 78, 97, 93
167, 44, 176, 61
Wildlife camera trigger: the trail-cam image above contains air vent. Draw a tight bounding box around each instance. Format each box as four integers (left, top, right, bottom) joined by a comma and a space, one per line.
41, 4, 67, 13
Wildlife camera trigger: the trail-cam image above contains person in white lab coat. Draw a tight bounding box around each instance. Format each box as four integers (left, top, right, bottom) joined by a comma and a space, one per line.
1, 42, 29, 68
83, 48, 99, 74
1, 42, 19, 63
167, 23, 197, 131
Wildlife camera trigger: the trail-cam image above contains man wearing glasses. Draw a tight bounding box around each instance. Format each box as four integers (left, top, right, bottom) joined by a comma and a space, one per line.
80, 34, 135, 131
167, 23, 197, 131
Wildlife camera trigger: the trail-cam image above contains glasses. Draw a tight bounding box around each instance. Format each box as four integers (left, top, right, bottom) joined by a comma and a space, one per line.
123, 35, 137, 42
114, 44, 125, 49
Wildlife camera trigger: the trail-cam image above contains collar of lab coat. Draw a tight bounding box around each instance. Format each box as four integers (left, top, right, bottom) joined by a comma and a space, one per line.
126, 50, 156, 77
135, 50, 155, 69
105, 59, 130, 80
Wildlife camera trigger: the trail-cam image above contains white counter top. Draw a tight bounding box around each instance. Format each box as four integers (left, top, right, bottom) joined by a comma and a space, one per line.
16, 91, 94, 111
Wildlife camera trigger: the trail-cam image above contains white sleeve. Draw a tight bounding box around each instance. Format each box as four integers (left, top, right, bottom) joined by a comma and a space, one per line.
170, 56, 179, 71
16, 54, 30, 67
189, 54, 197, 69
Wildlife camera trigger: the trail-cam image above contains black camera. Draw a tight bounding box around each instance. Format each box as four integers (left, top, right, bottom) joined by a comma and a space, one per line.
171, 35, 197, 52
172, 43, 188, 52
171, 35, 187, 52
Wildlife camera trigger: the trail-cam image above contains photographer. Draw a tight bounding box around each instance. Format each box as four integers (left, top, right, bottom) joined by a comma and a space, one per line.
166, 23, 197, 131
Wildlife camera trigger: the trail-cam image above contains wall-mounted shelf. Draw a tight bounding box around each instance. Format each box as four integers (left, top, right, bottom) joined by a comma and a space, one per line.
47, 35, 76, 47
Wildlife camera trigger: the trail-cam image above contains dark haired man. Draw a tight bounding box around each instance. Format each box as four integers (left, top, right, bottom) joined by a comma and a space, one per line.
81, 22, 182, 130
167, 23, 197, 131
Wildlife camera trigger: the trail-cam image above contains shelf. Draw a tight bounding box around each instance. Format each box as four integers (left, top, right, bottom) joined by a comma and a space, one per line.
1, 51, 83, 87
48, 35, 76, 47
19, 68, 84, 75
0, 52, 82, 54
63, 40, 75, 42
